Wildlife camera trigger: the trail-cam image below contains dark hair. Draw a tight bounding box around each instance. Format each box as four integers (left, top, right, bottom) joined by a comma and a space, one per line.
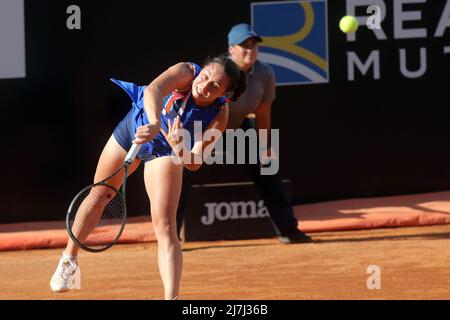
203, 54, 247, 102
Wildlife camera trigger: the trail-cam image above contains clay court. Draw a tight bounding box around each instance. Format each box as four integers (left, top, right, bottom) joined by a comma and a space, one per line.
2, 191, 450, 300
1, 223, 450, 300
2, 0, 450, 302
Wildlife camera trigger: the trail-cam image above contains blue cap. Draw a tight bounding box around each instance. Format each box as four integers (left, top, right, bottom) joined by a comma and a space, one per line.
227, 23, 262, 46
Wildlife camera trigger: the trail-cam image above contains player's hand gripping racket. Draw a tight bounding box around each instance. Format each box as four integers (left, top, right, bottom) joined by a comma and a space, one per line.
66, 143, 141, 252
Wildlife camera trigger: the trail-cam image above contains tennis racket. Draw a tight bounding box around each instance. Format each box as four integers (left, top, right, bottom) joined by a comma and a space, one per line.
66, 143, 141, 252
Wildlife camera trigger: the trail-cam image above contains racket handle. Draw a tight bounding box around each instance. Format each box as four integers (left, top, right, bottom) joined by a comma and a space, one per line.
125, 143, 141, 164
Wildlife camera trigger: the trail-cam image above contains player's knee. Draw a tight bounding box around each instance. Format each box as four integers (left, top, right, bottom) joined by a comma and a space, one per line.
153, 218, 176, 236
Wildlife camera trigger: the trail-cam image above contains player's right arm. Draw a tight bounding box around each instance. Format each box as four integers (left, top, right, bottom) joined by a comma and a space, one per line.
133, 63, 195, 144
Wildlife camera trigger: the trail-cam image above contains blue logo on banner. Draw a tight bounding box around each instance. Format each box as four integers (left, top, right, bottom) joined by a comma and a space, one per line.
251, 0, 329, 86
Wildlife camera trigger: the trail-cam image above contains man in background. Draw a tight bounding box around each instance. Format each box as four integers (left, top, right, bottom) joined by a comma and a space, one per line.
177, 23, 312, 244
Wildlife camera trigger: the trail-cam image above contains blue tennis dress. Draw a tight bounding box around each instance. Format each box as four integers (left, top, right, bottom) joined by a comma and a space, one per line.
111, 63, 226, 162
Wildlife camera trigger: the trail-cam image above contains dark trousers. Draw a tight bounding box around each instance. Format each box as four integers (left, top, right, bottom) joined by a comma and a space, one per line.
176, 119, 299, 237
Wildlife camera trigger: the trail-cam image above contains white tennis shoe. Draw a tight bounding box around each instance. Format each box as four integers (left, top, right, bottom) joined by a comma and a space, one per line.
50, 254, 81, 293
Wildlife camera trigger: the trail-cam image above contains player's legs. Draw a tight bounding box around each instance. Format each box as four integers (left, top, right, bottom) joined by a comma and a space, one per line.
144, 155, 184, 300
64, 134, 141, 257
51, 135, 141, 293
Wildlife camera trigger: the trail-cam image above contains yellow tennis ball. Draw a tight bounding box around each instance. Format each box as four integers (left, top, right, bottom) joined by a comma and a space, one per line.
339, 15, 359, 33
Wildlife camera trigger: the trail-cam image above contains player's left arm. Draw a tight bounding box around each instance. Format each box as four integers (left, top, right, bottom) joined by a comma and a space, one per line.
186, 104, 229, 171
162, 104, 229, 171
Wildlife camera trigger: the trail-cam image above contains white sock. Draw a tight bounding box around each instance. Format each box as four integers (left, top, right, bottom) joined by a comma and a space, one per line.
62, 252, 77, 262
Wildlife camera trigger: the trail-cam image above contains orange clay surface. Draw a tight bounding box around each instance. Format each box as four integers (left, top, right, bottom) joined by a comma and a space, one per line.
1, 224, 449, 300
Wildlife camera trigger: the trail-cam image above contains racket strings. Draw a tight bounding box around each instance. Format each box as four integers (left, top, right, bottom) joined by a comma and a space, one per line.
68, 184, 125, 250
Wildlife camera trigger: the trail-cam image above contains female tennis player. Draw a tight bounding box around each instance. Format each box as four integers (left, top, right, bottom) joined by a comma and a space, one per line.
50, 55, 247, 299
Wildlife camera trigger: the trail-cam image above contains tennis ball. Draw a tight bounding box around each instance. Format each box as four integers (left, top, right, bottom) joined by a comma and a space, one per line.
339, 15, 359, 33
